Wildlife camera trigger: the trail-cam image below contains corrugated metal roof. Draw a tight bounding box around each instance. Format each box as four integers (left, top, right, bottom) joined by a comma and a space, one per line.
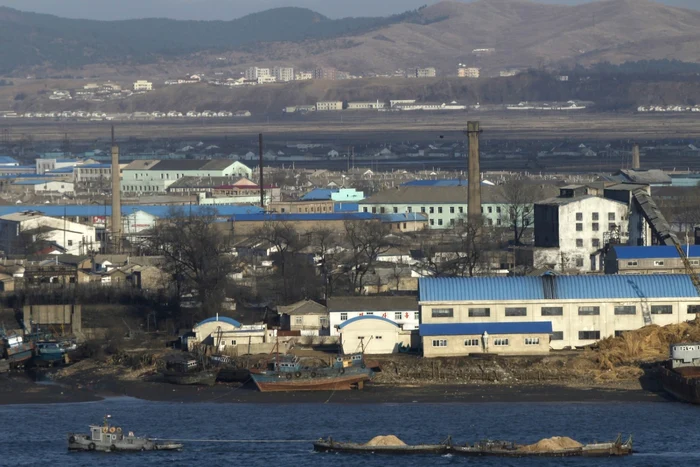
555, 275, 699, 299
334, 202, 358, 212
612, 245, 700, 259
228, 213, 374, 222
380, 213, 428, 223
338, 315, 399, 329
0, 204, 262, 218
420, 322, 553, 336
419, 275, 700, 301
13, 180, 51, 185
419, 277, 545, 302
0, 156, 18, 164
301, 188, 338, 201
193, 316, 241, 329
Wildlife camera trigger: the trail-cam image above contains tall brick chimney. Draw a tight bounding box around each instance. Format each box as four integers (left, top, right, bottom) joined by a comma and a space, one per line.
466, 121, 482, 220
632, 143, 640, 170
110, 126, 121, 253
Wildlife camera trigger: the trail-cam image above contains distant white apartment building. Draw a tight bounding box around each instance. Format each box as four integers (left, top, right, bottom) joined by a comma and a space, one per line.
257, 76, 277, 84
316, 101, 343, 111
500, 69, 520, 77
413, 67, 437, 78
458, 67, 480, 78
390, 99, 417, 107
133, 80, 153, 91
347, 101, 386, 110
244, 67, 271, 81
273, 67, 295, 82
295, 71, 313, 81
74, 164, 112, 183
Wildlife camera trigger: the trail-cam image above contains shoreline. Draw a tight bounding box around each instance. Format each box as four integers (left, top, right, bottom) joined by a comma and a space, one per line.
0, 374, 671, 406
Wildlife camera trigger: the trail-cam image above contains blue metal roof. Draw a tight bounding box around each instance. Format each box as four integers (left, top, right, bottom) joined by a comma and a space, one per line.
193, 316, 241, 329
228, 212, 375, 222
338, 315, 400, 329
334, 202, 359, 213
300, 188, 338, 201
0, 156, 18, 164
0, 204, 263, 218
555, 275, 699, 299
403, 179, 468, 187
46, 167, 75, 174
612, 245, 700, 259
13, 180, 50, 186
0, 173, 61, 179
380, 213, 428, 223
419, 275, 700, 301
78, 164, 111, 168
420, 277, 546, 301
139, 205, 263, 218
420, 322, 553, 336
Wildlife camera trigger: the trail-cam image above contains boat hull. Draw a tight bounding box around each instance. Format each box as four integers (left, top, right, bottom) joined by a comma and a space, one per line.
251, 372, 372, 392
162, 370, 218, 386
68, 433, 182, 452
659, 366, 700, 404
6, 345, 34, 367
313, 441, 448, 455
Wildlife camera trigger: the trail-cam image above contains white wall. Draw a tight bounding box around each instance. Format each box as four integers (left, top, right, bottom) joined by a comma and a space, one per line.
330, 310, 419, 336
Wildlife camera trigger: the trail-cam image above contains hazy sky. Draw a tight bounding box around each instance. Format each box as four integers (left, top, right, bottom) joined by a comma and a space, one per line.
0, 0, 697, 20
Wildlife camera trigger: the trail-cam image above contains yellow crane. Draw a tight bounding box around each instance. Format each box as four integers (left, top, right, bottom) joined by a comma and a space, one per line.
673, 239, 700, 296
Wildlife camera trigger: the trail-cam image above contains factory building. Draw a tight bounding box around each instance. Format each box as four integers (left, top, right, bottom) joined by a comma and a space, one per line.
418, 275, 700, 354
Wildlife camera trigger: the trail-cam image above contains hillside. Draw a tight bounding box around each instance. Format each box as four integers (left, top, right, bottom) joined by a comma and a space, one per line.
1, 0, 700, 75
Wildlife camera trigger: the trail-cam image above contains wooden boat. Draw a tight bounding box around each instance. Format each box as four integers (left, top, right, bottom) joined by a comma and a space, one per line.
1, 334, 35, 368
161, 359, 218, 386
313, 437, 450, 455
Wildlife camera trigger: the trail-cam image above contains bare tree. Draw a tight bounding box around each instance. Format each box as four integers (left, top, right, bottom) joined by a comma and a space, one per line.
418, 218, 494, 277
147, 207, 237, 322
309, 227, 344, 299
500, 179, 542, 245
342, 220, 391, 294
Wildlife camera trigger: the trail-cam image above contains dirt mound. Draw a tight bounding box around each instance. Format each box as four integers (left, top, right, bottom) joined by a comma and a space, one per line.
519, 437, 582, 452
364, 435, 406, 447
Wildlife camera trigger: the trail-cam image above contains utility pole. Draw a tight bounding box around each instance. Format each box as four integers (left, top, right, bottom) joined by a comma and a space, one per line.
259, 133, 265, 207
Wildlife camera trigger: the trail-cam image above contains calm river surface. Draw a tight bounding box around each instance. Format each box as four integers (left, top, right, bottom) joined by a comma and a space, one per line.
0, 398, 697, 466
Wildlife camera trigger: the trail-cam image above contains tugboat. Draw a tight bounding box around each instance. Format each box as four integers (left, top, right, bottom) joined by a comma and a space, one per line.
68, 415, 183, 452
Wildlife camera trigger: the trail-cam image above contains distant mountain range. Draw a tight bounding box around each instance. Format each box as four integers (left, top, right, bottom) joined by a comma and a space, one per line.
2, 0, 700, 75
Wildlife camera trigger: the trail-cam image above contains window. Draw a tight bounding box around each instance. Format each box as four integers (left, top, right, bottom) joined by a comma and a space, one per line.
576, 239, 583, 247
380, 207, 385, 214
576, 212, 583, 221
578, 306, 600, 315
414, 312, 420, 321
575, 257, 584, 267
525, 337, 540, 345
371, 207, 376, 213
375, 336, 383, 340
403, 223, 407, 229
432, 339, 447, 347
654, 260, 664, 266
627, 261, 638, 267
430, 219, 435, 226
576, 223, 583, 231
689, 305, 700, 314
488, 207, 493, 214
579, 331, 601, 340
608, 212, 616, 221
431, 308, 454, 318
459, 207, 464, 214
464, 339, 480, 346
551, 331, 564, 341
614, 306, 636, 315
691, 260, 700, 266
320, 317, 329, 327
395, 312, 402, 321
469, 308, 490, 317
366, 312, 374, 316
505, 307, 527, 317
592, 212, 599, 221
295, 316, 303, 325
340, 312, 348, 321
429, 207, 434, 214
497, 219, 502, 226
67, 240, 73, 247
450, 207, 455, 214
438, 219, 443, 226
592, 239, 600, 248
651, 305, 672, 315
494, 338, 509, 346
421, 207, 426, 213
393, 207, 398, 213
407, 207, 412, 213
541, 307, 563, 316
438, 207, 443, 214
496, 207, 501, 214
230, 340, 237, 346
450, 219, 455, 226
592, 223, 599, 231
614, 331, 630, 337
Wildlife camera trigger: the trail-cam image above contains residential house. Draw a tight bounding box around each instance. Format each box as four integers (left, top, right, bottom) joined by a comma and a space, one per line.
278, 300, 329, 336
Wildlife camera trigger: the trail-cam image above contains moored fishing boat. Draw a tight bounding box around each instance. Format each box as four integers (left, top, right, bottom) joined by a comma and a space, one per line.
1, 334, 35, 368
161, 359, 218, 386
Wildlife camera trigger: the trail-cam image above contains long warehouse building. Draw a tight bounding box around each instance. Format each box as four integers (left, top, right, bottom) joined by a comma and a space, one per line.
419, 275, 700, 356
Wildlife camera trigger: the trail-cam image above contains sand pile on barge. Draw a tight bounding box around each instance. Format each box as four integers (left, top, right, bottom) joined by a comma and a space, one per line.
519, 437, 582, 452
365, 435, 407, 447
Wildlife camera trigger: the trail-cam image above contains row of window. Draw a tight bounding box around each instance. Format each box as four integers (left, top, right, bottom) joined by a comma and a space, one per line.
362, 206, 505, 215
339, 312, 419, 321
576, 212, 616, 221
576, 238, 601, 248
575, 222, 617, 232
431, 305, 700, 318
432, 337, 541, 348
626, 260, 700, 267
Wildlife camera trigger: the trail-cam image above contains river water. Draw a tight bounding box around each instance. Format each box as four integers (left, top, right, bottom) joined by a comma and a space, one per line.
0, 397, 697, 466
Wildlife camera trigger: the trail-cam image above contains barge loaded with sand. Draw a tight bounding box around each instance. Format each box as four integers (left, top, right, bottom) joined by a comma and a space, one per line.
660, 343, 700, 404
313, 435, 633, 457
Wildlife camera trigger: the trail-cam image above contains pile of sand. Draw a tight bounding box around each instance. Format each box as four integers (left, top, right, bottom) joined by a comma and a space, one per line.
364, 435, 407, 447
519, 437, 582, 453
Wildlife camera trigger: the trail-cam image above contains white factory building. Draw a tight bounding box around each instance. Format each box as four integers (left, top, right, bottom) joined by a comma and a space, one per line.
120, 160, 252, 193
0, 211, 98, 255
418, 275, 700, 356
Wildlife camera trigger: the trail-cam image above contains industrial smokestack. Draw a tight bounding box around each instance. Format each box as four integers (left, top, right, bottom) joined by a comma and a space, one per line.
110, 126, 121, 253
632, 143, 640, 170
259, 133, 265, 207
466, 121, 482, 220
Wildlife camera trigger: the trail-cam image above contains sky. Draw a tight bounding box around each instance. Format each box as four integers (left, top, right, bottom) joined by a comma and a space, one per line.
0, 0, 697, 20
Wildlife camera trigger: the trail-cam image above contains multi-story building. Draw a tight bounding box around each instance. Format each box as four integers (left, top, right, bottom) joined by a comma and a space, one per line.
530, 185, 629, 271
295, 71, 313, 81
358, 185, 513, 229
414, 67, 437, 78
74, 164, 112, 183
120, 160, 252, 194
419, 275, 700, 355
0, 211, 98, 255
605, 245, 700, 275
273, 66, 295, 82
315, 101, 343, 111
133, 80, 153, 91
257, 76, 277, 84
458, 67, 480, 78
11, 180, 75, 196
244, 67, 271, 81
313, 68, 337, 80
347, 101, 386, 110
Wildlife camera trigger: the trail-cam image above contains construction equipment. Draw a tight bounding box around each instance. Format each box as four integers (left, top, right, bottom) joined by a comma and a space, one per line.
673, 239, 700, 297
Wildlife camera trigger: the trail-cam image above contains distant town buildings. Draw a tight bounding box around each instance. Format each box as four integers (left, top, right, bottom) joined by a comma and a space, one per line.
295, 71, 313, 81
313, 68, 337, 80
316, 101, 343, 112
413, 67, 437, 78
245, 67, 271, 81
347, 101, 386, 110
499, 70, 520, 77
133, 80, 153, 91
273, 66, 295, 82
458, 67, 480, 78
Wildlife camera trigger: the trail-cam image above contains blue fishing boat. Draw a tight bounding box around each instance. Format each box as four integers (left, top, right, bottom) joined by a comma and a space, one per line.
34, 342, 67, 365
